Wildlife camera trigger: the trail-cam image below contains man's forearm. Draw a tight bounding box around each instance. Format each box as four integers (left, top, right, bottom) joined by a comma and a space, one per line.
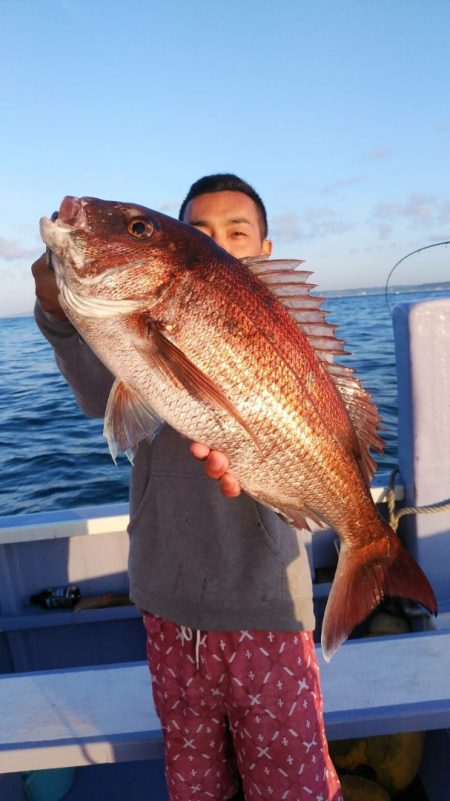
34, 301, 114, 418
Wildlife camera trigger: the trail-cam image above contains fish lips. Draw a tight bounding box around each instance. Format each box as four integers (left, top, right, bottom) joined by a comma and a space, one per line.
40, 196, 90, 252
58, 195, 86, 226
39, 215, 73, 254
39, 195, 88, 254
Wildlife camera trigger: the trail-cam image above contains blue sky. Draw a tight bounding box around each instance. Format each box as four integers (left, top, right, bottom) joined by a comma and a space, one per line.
1, 0, 449, 315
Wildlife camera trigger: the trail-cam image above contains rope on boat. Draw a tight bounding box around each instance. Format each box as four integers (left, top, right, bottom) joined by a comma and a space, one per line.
387, 468, 450, 532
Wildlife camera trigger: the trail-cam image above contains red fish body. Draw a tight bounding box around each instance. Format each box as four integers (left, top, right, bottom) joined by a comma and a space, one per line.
40, 196, 437, 659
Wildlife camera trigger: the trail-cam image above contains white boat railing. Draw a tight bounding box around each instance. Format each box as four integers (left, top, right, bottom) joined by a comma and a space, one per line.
0, 480, 403, 546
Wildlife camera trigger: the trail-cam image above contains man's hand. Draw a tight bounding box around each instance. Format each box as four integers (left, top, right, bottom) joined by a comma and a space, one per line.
190, 442, 241, 497
31, 253, 68, 322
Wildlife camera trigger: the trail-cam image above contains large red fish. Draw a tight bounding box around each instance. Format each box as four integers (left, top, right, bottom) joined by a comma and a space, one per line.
40, 196, 437, 660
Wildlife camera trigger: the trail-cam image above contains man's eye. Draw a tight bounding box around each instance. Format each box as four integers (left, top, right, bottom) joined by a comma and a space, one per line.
127, 219, 154, 239
230, 230, 246, 238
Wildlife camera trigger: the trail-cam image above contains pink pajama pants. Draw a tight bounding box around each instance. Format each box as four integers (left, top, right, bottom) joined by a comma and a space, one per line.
144, 612, 342, 801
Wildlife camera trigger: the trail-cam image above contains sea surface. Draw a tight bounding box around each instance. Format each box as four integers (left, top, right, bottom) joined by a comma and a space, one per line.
1, 288, 450, 517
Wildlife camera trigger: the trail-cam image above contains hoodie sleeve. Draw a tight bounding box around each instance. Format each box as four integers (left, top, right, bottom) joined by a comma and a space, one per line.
34, 300, 114, 418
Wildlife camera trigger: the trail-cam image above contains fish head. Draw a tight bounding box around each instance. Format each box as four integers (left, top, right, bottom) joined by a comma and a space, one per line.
39, 196, 227, 321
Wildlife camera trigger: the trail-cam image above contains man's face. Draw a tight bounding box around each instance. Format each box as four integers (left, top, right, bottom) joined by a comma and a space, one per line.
182, 190, 272, 259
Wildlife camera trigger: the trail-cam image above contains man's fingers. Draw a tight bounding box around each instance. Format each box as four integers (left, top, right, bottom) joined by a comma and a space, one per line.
190, 442, 241, 496
190, 443, 229, 476
31, 253, 48, 276
219, 473, 241, 498
31, 254, 68, 321
205, 449, 229, 479
190, 441, 210, 461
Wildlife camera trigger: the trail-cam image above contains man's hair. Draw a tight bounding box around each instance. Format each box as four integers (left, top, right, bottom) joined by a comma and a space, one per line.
178, 173, 268, 239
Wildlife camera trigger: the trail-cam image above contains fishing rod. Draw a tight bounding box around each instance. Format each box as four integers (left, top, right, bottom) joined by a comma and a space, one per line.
384, 240, 450, 314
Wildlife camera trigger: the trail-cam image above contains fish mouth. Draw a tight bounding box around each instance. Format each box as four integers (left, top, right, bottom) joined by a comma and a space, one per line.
40, 195, 89, 239
39, 196, 89, 251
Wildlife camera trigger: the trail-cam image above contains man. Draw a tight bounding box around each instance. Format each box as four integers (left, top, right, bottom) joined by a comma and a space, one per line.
32, 174, 342, 801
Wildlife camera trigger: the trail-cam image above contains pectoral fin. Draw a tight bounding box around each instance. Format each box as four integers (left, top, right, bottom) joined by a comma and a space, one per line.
132, 321, 260, 447
104, 378, 162, 463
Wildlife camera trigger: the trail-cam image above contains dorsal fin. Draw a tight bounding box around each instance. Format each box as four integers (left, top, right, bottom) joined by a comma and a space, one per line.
242, 257, 384, 483
241, 258, 347, 360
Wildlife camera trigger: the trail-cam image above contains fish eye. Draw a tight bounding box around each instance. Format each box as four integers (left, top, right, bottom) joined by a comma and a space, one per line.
127, 219, 154, 239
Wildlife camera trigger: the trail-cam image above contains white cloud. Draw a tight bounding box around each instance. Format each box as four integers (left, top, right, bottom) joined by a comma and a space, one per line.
373, 201, 402, 219
0, 236, 41, 262
362, 146, 394, 161
403, 193, 435, 223
304, 206, 352, 238
321, 176, 365, 195
370, 193, 450, 238
374, 223, 392, 240
429, 233, 450, 242
437, 200, 450, 224
0, 263, 36, 317
271, 212, 303, 243
271, 207, 352, 243
157, 198, 181, 214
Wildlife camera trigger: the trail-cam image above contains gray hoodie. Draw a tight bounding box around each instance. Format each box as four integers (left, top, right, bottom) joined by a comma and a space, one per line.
35, 302, 315, 631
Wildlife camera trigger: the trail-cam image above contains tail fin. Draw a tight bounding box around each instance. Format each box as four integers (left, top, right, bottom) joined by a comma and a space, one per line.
321, 524, 437, 662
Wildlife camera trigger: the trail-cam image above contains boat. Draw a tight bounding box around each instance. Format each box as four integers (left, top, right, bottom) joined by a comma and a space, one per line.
1, 297, 449, 801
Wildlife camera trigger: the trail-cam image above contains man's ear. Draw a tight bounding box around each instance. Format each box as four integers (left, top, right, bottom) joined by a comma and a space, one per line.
261, 238, 272, 257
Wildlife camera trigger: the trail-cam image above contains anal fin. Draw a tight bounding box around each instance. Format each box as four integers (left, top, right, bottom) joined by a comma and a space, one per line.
278, 505, 325, 532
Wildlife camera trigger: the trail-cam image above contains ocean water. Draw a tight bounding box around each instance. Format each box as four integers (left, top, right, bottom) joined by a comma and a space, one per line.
1, 288, 449, 517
